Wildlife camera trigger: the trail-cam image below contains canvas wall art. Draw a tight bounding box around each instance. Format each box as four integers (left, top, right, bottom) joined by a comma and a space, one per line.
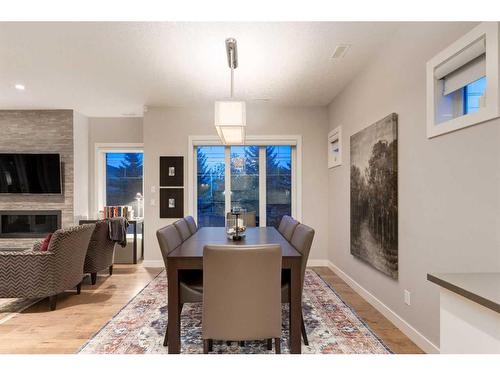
350, 113, 398, 279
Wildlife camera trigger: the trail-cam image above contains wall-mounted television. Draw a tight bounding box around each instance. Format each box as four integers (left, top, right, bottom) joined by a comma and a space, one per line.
0, 153, 62, 194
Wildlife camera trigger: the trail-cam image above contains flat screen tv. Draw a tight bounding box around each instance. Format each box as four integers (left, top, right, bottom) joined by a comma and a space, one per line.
0, 153, 62, 194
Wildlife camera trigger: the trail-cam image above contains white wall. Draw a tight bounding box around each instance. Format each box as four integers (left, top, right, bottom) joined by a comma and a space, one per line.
327, 22, 500, 351
73, 111, 89, 222
143, 104, 329, 265
88, 117, 143, 217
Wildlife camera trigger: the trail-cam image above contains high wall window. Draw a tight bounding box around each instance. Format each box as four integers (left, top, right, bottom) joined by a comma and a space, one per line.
196, 145, 293, 228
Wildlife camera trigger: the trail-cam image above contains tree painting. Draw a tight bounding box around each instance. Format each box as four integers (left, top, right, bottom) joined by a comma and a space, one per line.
350, 114, 398, 279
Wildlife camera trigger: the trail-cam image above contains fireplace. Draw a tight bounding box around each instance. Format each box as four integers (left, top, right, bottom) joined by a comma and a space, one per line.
0, 210, 62, 238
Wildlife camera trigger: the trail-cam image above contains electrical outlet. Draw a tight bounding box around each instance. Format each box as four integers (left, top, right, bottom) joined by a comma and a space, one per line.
151, 185, 156, 193
404, 290, 411, 306
150, 198, 156, 206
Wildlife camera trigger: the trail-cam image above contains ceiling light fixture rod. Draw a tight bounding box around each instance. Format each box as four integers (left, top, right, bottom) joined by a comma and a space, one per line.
226, 38, 238, 98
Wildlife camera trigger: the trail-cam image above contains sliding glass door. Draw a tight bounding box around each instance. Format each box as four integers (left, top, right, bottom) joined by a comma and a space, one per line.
196, 145, 293, 228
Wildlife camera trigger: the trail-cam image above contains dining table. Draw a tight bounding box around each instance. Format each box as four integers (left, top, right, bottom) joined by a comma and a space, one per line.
166, 226, 303, 354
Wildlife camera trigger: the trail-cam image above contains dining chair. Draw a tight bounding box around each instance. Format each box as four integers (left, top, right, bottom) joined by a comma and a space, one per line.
277, 215, 290, 235
202, 244, 282, 354
184, 216, 198, 234
282, 216, 299, 241
156, 224, 203, 347
281, 223, 315, 345
173, 218, 192, 241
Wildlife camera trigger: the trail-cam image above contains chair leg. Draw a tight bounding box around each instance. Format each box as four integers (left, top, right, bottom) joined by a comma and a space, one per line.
163, 327, 168, 346
267, 338, 272, 350
239, 341, 245, 347
90, 272, 97, 285
301, 313, 309, 346
275, 338, 281, 354
49, 295, 57, 311
203, 339, 210, 354
109, 265, 113, 276
208, 339, 213, 352
76, 281, 82, 295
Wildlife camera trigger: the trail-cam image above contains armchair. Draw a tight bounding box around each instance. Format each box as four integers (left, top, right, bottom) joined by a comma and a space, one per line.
0, 224, 95, 310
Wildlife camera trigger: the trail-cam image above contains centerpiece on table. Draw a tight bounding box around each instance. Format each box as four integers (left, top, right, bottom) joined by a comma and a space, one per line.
226, 207, 247, 241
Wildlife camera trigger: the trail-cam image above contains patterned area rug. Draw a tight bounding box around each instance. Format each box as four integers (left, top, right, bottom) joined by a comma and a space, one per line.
0, 298, 41, 325
79, 270, 391, 354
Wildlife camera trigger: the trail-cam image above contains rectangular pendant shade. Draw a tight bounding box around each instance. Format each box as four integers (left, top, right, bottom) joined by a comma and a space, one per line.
215, 101, 246, 144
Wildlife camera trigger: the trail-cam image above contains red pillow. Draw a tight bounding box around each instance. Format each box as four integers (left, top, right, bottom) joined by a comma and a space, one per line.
40, 233, 53, 252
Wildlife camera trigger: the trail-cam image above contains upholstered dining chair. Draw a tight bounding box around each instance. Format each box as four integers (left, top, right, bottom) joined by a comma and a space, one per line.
0, 224, 95, 311
156, 224, 203, 347
84, 220, 116, 285
281, 223, 315, 345
173, 218, 192, 241
282, 216, 299, 241
202, 244, 282, 354
278, 215, 290, 234
184, 216, 198, 234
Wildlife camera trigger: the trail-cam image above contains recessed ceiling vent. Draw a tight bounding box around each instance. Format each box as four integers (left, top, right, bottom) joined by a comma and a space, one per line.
331, 44, 350, 60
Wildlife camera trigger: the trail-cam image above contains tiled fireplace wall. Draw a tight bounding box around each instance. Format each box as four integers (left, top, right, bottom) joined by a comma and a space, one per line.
0, 110, 74, 248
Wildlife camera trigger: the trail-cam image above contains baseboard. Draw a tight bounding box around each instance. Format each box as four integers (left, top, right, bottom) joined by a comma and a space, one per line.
325, 261, 440, 354
307, 259, 331, 267
142, 260, 164, 268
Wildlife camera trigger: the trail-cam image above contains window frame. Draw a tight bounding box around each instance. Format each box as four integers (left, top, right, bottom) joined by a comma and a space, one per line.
94, 143, 144, 216
426, 22, 500, 138
188, 135, 302, 226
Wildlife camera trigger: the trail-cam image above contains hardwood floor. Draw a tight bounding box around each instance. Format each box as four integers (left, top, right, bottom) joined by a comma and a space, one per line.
0, 264, 162, 354
0, 264, 423, 354
312, 266, 424, 354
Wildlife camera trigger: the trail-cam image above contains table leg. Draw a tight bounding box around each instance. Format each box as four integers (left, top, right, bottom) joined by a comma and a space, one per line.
289, 261, 302, 354
167, 263, 181, 353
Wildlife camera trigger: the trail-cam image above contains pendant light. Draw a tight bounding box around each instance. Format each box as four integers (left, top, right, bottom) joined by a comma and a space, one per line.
215, 38, 246, 145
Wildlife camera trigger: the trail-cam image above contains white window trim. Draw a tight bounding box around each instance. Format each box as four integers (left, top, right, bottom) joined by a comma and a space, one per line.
426, 22, 500, 138
94, 143, 144, 217
187, 135, 302, 225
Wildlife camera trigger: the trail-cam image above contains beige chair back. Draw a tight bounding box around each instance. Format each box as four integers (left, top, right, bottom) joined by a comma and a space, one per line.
290, 223, 315, 292
202, 244, 282, 341
173, 219, 191, 241
278, 215, 290, 234
184, 216, 198, 234
282, 216, 299, 241
156, 224, 182, 266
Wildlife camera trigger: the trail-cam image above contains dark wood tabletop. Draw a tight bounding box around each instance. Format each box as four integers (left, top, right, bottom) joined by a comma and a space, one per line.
166, 226, 303, 354
168, 226, 302, 259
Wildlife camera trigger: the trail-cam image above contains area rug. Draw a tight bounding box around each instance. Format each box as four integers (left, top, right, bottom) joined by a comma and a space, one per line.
78, 270, 391, 354
0, 298, 41, 325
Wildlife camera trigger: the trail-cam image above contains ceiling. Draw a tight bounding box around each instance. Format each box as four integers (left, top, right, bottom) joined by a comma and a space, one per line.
0, 22, 401, 117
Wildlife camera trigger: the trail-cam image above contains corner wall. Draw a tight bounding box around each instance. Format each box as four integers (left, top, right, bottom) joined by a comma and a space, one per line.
143, 104, 329, 265
327, 22, 500, 351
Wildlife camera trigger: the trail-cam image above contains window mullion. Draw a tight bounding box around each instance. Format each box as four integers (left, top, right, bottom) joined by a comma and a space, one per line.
259, 147, 266, 227
224, 146, 231, 215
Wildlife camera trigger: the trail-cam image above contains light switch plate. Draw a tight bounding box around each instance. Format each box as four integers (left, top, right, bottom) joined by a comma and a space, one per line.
404, 290, 411, 306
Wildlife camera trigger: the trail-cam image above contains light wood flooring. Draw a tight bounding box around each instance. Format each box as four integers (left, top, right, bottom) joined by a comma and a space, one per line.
0, 264, 423, 354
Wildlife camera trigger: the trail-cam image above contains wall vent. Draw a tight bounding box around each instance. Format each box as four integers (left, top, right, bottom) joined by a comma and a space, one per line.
331, 44, 351, 59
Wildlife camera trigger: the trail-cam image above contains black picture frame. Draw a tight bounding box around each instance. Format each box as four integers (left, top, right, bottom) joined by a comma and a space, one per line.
160, 188, 184, 218
160, 156, 184, 187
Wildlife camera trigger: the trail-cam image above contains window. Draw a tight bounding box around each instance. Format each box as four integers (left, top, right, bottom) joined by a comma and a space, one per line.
197, 146, 225, 227
94, 143, 144, 219
195, 144, 295, 228
427, 22, 500, 138
464, 76, 487, 114
231, 146, 260, 224
266, 146, 291, 228
105, 152, 144, 215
